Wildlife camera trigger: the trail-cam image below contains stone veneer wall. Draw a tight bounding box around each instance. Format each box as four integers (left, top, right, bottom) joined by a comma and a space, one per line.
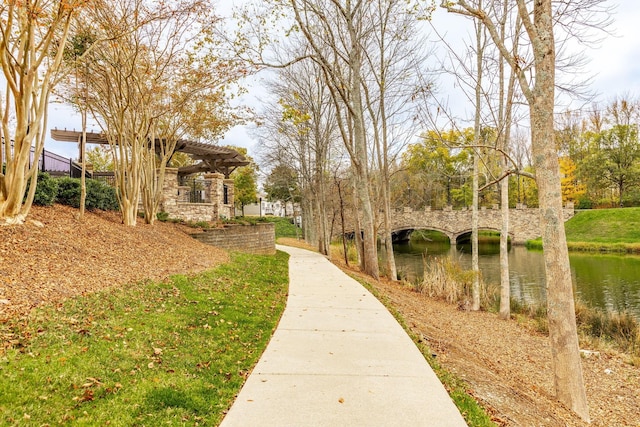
222, 178, 235, 218
161, 168, 236, 222
391, 203, 575, 244
337, 203, 575, 244
190, 223, 275, 255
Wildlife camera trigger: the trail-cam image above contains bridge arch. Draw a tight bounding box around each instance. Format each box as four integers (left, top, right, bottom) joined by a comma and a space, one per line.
391, 226, 455, 244
390, 205, 574, 245
453, 228, 514, 245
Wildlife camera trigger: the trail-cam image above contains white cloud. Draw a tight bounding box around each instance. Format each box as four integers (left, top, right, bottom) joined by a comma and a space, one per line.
586, 0, 640, 98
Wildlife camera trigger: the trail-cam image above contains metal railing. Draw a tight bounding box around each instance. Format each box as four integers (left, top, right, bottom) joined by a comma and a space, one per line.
1, 141, 91, 178
92, 171, 116, 187
178, 176, 211, 204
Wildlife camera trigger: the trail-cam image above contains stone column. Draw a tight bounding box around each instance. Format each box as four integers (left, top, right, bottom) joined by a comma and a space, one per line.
162, 168, 179, 211
224, 178, 235, 218
204, 172, 225, 219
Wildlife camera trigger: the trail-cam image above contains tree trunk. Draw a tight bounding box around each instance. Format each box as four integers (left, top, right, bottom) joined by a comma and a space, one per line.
315, 187, 329, 255
619, 181, 624, 207
471, 151, 480, 311
498, 2, 518, 320
351, 174, 365, 268
351, 57, 379, 279
528, 1, 589, 419
80, 104, 87, 221
532, 105, 588, 419
382, 195, 397, 281
337, 178, 350, 266
499, 154, 510, 319
471, 13, 483, 311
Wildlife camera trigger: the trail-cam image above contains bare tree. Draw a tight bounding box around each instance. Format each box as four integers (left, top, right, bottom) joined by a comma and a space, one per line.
281, 0, 380, 278
496, 4, 520, 320
470, 11, 487, 311
257, 52, 340, 255
361, 0, 432, 281
443, 0, 612, 420
0, 0, 85, 224
84, 0, 216, 226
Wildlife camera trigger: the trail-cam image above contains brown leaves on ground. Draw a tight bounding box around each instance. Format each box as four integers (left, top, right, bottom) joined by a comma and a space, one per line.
2, 208, 637, 426
0, 205, 228, 323
363, 274, 640, 427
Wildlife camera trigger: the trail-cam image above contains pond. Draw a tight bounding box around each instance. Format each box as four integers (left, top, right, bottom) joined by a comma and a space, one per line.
389, 238, 640, 319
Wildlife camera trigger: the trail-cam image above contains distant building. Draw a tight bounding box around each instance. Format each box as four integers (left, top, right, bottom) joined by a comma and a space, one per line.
242, 196, 297, 218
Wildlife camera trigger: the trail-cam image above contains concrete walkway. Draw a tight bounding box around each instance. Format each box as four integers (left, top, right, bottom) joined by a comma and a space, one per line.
220, 245, 467, 427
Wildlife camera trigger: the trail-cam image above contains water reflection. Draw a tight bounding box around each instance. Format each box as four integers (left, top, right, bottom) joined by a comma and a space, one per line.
388, 240, 640, 319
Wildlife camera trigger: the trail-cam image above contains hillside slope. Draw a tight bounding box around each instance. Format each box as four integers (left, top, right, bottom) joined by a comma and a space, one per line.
565, 208, 640, 243
0, 205, 227, 322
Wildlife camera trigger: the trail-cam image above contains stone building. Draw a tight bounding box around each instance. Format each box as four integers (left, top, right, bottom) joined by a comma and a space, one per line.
50, 129, 249, 222
161, 169, 236, 221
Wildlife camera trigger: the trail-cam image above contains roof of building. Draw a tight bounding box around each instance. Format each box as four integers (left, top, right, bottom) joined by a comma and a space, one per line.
50, 129, 250, 177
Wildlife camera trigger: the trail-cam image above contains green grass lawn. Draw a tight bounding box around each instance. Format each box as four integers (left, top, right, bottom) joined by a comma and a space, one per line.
528, 207, 640, 252
565, 208, 640, 243
0, 251, 289, 426
262, 216, 300, 239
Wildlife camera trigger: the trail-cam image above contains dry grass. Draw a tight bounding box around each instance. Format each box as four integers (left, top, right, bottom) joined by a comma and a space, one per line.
277, 237, 316, 251
416, 256, 498, 309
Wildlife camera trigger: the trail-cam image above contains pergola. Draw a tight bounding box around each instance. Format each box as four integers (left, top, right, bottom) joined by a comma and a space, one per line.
50, 129, 250, 178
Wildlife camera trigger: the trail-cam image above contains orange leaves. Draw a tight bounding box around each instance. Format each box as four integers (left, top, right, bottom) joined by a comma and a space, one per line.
0, 205, 227, 323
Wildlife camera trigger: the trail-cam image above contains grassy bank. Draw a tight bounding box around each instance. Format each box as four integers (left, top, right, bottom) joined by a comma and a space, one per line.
528, 207, 640, 252
263, 216, 300, 239
0, 252, 289, 426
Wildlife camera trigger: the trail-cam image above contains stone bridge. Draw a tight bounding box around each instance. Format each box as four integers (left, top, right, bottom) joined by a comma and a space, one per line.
390, 204, 575, 245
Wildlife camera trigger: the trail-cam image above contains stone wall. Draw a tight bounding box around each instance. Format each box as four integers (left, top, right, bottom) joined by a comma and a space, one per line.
190, 223, 276, 255
390, 204, 575, 244
337, 204, 575, 244
160, 169, 235, 222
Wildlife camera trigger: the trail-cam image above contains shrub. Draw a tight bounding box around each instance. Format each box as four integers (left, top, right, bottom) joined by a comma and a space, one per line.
575, 300, 640, 354
575, 195, 593, 210
30, 172, 58, 206
156, 211, 170, 222
230, 216, 270, 225
419, 256, 474, 304
40, 176, 118, 211
55, 177, 81, 208
331, 241, 358, 265
620, 187, 640, 208
86, 179, 118, 211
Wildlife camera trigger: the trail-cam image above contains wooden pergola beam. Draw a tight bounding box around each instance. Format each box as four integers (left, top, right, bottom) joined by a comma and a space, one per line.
51, 128, 250, 178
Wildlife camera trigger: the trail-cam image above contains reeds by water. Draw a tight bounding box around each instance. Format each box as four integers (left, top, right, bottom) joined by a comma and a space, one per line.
415, 255, 640, 359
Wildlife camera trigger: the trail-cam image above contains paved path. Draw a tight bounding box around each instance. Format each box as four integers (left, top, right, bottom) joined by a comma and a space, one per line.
220, 245, 467, 426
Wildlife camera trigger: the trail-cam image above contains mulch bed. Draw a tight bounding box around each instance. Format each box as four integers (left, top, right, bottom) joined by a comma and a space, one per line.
0, 205, 228, 323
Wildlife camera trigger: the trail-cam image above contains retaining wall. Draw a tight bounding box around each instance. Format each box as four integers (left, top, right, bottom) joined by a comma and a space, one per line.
190, 223, 275, 255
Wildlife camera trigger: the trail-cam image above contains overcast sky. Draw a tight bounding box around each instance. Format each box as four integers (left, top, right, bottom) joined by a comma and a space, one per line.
46, 0, 640, 160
